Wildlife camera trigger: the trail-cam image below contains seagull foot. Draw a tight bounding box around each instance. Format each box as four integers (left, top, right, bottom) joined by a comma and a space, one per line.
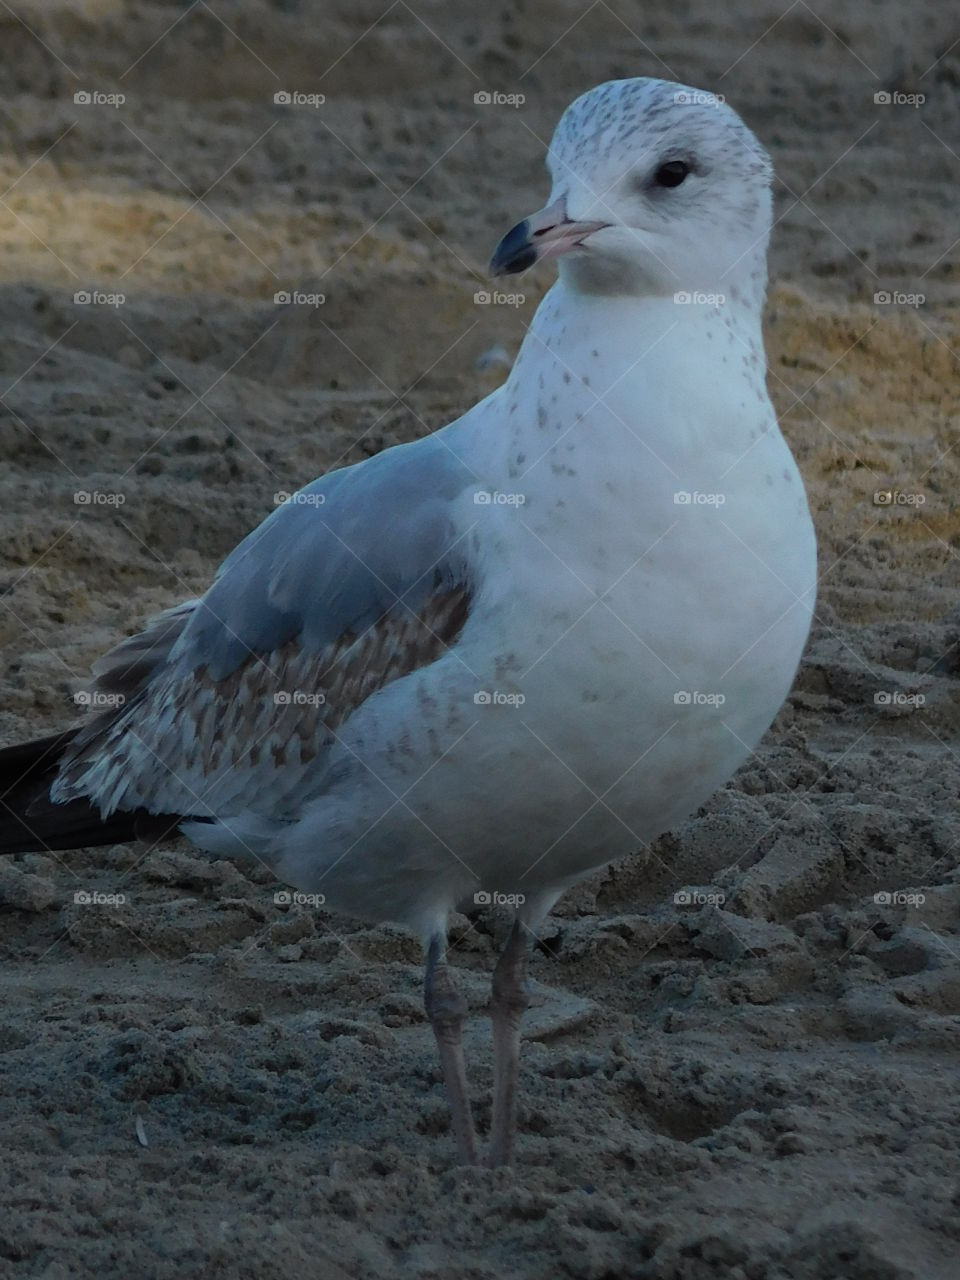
425, 933, 479, 1165
487, 918, 531, 1168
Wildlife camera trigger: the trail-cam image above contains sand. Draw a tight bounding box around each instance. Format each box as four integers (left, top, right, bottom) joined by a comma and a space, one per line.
1, 2, 959, 1277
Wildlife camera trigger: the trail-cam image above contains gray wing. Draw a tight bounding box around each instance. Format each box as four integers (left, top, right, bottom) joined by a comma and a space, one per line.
52, 432, 479, 819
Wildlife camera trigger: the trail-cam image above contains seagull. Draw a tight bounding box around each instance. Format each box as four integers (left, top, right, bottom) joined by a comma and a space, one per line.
0, 78, 816, 1167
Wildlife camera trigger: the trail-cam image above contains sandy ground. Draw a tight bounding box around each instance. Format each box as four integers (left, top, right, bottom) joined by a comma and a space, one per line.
1, 2, 959, 1277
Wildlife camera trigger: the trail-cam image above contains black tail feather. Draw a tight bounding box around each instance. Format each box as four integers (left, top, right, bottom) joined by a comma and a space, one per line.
0, 731, 184, 855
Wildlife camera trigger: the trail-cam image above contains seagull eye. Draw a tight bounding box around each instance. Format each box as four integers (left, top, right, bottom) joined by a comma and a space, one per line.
654, 160, 690, 188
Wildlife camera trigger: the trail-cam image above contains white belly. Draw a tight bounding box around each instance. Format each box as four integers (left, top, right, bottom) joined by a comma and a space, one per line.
256, 434, 814, 928
222, 296, 817, 930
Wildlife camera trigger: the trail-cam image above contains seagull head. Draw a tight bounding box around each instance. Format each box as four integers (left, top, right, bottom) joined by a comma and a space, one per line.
490, 77, 774, 301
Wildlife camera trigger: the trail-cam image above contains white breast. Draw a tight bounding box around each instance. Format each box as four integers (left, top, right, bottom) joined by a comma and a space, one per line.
211, 288, 816, 928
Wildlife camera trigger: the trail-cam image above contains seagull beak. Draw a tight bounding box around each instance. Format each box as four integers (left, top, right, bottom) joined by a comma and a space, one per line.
489, 197, 610, 276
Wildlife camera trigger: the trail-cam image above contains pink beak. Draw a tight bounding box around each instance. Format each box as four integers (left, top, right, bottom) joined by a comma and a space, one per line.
490, 197, 610, 276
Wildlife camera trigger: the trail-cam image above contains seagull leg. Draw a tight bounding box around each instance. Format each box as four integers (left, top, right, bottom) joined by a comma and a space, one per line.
424, 933, 478, 1165
488, 917, 531, 1168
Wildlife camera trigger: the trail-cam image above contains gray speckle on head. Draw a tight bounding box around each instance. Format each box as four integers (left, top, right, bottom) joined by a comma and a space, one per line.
547, 77, 773, 246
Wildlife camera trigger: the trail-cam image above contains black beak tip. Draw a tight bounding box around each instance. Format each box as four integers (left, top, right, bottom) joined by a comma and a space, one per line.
489, 218, 537, 277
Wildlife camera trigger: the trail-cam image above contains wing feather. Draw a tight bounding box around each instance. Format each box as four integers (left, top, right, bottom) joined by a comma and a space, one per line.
52, 432, 479, 819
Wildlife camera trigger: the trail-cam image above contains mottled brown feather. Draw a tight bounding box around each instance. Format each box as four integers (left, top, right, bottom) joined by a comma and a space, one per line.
56, 586, 472, 814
